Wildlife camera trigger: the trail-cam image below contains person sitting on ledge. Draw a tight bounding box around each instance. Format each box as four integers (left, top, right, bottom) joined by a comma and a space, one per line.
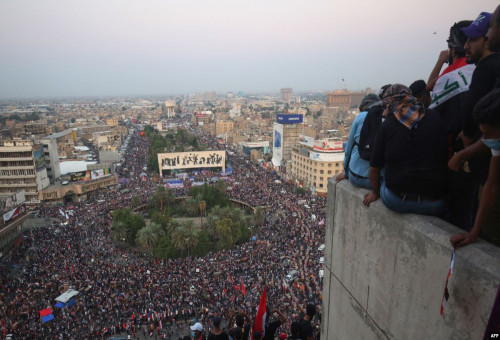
363, 84, 448, 216
336, 90, 386, 189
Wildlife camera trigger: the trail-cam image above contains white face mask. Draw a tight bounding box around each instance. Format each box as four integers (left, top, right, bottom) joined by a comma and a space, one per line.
482, 138, 500, 150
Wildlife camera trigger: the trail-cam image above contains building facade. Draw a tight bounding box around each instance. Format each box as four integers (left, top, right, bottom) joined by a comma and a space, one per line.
280, 88, 293, 103
291, 139, 344, 194
272, 114, 303, 170
0, 140, 50, 202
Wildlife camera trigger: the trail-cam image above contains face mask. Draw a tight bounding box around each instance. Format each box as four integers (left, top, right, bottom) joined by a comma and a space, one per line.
482, 138, 500, 150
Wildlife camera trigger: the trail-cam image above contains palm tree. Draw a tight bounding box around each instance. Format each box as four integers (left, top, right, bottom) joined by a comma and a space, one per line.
136, 226, 159, 250
110, 222, 129, 243
205, 214, 219, 241
171, 226, 188, 257
196, 194, 207, 228
150, 185, 176, 213
184, 198, 199, 217
182, 220, 199, 257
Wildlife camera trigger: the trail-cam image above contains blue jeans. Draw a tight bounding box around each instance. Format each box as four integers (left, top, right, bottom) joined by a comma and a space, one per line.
380, 181, 446, 216
348, 170, 371, 189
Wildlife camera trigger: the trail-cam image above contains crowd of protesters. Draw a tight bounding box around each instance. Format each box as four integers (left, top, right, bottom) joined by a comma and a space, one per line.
0, 115, 325, 339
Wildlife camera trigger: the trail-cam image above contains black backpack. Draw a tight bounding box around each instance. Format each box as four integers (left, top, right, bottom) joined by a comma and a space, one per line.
356, 105, 384, 161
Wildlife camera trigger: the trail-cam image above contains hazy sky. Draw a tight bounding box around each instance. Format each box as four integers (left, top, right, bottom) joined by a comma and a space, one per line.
0, 0, 497, 99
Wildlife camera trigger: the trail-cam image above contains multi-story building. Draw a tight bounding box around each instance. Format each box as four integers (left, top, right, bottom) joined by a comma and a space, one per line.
39, 137, 61, 184
326, 88, 371, 111
215, 121, 234, 136
106, 118, 119, 127
0, 140, 50, 201
162, 100, 177, 119
281, 88, 293, 103
24, 122, 52, 136
272, 114, 303, 170
291, 138, 344, 195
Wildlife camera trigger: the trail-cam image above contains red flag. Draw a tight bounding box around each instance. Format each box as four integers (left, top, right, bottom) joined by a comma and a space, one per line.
71, 264, 74, 273
252, 287, 266, 340
40, 309, 52, 317
159, 320, 162, 329
241, 283, 246, 295
223, 287, 227, 296
234, 285, 240, 291
229, 274, 234, 284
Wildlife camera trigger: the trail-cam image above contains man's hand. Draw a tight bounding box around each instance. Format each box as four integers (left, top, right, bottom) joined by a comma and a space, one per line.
438, 50, 449, 64
448, 152, 465, 172
363, 191, 379, 207
450, 232, 478, 248
335, 172, 348, 183
457, 130, 474, 147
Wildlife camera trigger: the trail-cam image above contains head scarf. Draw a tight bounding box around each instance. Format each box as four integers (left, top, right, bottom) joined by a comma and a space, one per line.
383, 84, 425, 130
359, 93, 381, 112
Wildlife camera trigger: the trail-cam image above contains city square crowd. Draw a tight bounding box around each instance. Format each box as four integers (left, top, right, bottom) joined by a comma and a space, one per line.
0, 118, 326, 339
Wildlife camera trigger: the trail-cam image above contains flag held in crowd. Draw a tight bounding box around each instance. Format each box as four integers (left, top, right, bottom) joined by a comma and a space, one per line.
40, 308, 54, 323
252, 287, 266, 340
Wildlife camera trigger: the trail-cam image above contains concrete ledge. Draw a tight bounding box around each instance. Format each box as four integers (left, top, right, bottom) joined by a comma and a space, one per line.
322, 179, 500, 340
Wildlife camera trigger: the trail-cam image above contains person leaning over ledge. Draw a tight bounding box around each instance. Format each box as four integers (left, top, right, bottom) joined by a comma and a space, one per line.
363, 84, 448, 216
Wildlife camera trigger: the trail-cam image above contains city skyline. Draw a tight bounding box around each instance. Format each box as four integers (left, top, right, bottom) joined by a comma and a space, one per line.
0, 0, 497, 99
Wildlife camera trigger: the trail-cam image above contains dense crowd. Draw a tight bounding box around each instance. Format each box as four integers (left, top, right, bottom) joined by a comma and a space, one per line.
0, 120, 325, 339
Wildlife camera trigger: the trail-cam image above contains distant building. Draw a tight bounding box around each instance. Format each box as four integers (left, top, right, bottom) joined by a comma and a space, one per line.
272, 114, 303, 170
280, 88, 293, 103
291, 137, 344, 194
39, 137, 61, 184
326, 88, 371, 111
0, 139, 50, 202
162, 100, 177, 119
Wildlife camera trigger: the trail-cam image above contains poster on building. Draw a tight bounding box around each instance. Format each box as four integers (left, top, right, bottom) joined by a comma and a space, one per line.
310, 152, 345, 162
157, 150, 226, 172
2, 190, 26, 211
313, 139, 344, 152
3, 204, 26, 223
70, 170, 91, 182
276, 114, 303, 124
90, 168, 111, 180
272, 123, 283, 167
299, 135, 315, 148
33, 144, 46, 171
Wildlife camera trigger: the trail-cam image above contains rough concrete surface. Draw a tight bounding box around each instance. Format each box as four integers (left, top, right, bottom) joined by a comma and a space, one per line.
321, 180, 500, 340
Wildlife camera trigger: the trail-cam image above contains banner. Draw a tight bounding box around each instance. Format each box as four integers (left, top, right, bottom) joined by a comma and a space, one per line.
299, 135, 315, 147
313, 139, 343, 152
276, 114, 303, 124
2, 190, 26, 211
70, 171, 91, 182
33, 144, 46, 171
272, 123, 283, 167
158, 151, 226, 172
3, 204, 26, 223
90, 168, 110, 180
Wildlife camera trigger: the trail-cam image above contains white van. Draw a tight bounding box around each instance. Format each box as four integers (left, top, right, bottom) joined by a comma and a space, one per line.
318, 244, 325, 251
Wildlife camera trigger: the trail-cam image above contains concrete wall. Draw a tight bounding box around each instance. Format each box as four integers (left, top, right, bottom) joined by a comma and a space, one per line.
322, 180, 500, 340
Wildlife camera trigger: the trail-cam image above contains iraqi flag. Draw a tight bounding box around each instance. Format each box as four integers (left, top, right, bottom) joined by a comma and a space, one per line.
429, 57, 475, 109
252, 287, 266, 340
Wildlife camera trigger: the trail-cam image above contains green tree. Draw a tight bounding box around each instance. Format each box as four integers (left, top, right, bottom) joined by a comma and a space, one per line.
136, 226, 160, 250
183, 197, 199, 217
110, 221, 129, 243
205, 214, 219, 240
216, 218, 234, 250
149, 185, 175, 213
131, 195, 141, 208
